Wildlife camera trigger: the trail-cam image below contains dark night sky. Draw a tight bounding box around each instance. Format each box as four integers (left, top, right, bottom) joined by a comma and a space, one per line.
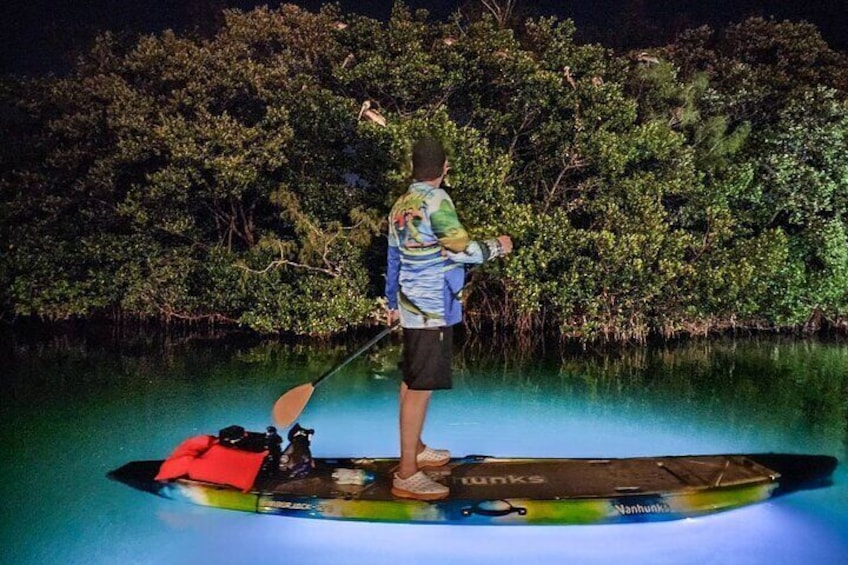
3, 1, 846, 76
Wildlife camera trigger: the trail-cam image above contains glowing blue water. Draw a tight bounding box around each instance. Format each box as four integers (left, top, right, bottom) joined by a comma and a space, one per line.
2, 335, 846, 564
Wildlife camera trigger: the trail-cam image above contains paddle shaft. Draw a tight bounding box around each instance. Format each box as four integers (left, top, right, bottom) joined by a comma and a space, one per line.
311, 322, 398, 388
272, 264, 488, 426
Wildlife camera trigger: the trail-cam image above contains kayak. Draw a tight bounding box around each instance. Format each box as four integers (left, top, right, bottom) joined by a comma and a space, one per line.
109, 436, 837, 525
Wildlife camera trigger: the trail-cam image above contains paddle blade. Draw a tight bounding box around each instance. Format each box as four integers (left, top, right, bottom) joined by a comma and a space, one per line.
272, 383, 315, 428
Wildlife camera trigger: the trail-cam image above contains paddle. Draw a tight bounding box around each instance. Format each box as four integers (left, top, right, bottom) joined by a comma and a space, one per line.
272, 322, 398, 427
271, 258, 492, 427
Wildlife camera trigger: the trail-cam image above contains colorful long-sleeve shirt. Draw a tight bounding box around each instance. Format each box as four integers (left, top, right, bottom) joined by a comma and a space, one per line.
385, 181, 499, 329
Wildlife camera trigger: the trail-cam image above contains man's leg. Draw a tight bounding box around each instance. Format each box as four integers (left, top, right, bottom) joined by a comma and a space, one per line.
397, 382, 431, 478
399, 382, 426, 446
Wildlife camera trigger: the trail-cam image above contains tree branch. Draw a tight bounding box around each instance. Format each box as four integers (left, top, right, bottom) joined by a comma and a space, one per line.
236, 241, 340, 278
480, 0, 516, 28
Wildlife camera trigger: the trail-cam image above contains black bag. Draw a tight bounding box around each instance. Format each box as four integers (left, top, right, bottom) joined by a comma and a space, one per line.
218, 425, 267, 452
278, 424, 314, 479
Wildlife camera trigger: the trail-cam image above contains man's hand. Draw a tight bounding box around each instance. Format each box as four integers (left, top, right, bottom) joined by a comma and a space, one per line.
497, 235, 513, 256
387, 308, 400, 326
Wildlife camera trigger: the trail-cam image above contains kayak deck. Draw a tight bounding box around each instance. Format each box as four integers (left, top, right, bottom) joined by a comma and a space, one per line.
260, 455, 777, 500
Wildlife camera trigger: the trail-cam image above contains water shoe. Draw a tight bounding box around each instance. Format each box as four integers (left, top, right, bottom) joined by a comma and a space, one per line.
416, 446, 450, 468
391, 471, 449, 501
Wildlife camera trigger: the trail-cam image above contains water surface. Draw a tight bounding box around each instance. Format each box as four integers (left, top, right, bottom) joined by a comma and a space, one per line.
2, 330, 847, 564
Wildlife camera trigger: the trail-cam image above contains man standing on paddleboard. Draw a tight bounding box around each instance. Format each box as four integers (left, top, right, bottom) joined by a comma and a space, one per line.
385, 136, 513, 500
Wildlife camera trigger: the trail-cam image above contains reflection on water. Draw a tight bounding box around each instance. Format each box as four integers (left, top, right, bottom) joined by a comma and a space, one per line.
1, 328, 847, 564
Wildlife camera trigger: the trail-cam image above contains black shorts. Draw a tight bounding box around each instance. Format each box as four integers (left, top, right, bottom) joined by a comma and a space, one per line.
402, 326, 453, 390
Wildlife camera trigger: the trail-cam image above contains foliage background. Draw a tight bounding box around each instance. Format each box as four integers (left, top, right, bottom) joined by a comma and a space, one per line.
2, 3, 847, 339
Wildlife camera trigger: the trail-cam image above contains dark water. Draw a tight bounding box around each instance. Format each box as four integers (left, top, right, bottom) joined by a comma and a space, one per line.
2, 330, 847, 564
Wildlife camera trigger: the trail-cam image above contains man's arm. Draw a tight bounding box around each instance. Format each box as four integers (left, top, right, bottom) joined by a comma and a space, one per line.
445, 238, 511, 264
385, 220, 401, 324
386, 245, 400, 308
430, 190, 512, 263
